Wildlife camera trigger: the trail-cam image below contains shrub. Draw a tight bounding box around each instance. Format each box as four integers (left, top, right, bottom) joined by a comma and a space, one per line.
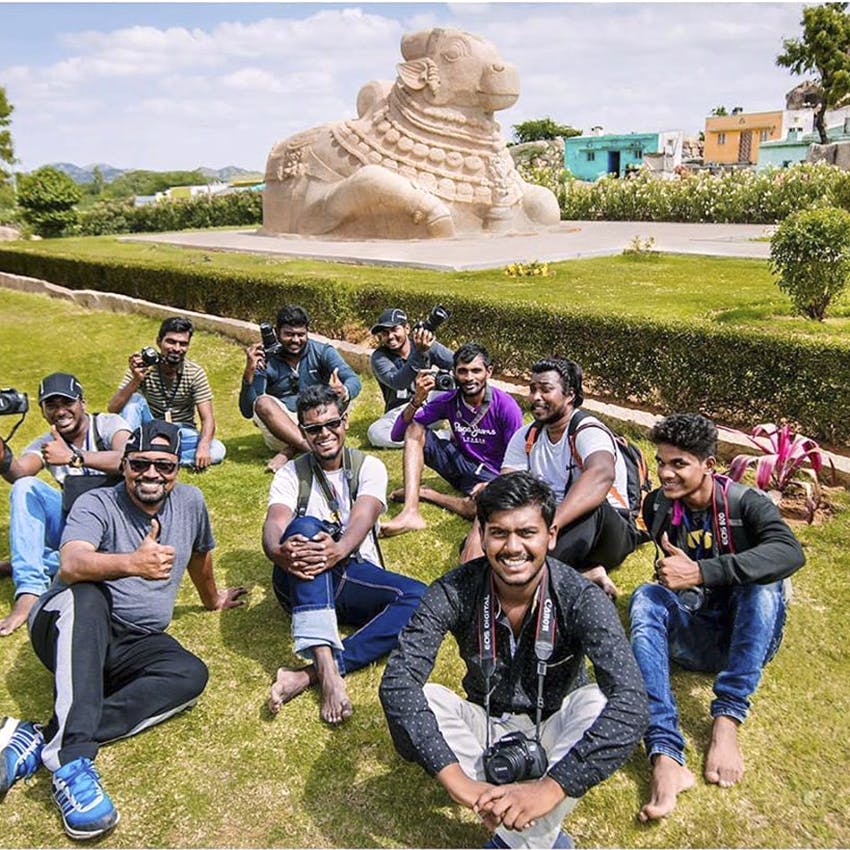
1, 245, 849, 446
16, 166, 82, 237
769, 206, 850, 320
545, 162, 843, 224
74, 191, 263, 236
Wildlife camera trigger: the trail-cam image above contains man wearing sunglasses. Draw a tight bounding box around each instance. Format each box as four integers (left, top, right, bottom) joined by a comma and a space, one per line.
0, 420, 246, 840
240, 304, 362, 473
262, 385, 425, 725
0, 372, 131, 636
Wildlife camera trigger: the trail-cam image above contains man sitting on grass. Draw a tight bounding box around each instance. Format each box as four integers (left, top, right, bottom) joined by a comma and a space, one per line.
0, 420, 245, 841
263, 385, 425, 724
0, 372, 131, 636
380, 342, 522, 537
629, 413, 804, 822
380, 472, 648, 849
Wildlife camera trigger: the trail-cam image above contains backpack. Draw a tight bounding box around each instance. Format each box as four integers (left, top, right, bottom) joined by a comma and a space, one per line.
525, 409, 653, 532
293, 447, 384, 565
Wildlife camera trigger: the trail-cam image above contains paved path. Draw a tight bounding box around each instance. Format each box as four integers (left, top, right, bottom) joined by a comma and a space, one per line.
123, 220, 774, 271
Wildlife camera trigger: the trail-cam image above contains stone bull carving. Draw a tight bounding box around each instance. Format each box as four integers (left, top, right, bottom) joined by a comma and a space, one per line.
261, 28, 560, 239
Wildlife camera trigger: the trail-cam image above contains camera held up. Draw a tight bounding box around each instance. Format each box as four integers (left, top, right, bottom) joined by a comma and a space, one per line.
140, 347, 161, 367
0, 388, 28, 417
413, 304, 450, 335
433, 369, 456, 391
482, 730, 548, 785
259, 321, 283, 358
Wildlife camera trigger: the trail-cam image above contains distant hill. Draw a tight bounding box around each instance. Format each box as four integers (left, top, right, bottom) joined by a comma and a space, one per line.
44, 163, 258, 185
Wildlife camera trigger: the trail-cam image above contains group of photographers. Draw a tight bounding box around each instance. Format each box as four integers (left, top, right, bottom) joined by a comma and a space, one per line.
0, 301, 805, 847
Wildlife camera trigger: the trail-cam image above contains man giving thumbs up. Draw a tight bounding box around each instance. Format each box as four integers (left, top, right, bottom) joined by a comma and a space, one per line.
0, 421, 246, 841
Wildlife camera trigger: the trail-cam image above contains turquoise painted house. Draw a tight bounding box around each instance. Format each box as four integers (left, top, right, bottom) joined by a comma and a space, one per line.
757, 122, 850, 170
565, 130, 665, 180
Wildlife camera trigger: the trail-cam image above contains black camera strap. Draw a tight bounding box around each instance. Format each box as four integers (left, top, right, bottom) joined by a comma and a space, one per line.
457, 384, 493, 433
478, 565, 555, 748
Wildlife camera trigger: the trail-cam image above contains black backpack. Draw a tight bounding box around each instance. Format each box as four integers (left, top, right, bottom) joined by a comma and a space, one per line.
60, 413, 123, 516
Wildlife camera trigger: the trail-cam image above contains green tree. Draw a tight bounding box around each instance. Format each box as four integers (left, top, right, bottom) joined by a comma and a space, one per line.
770, 205, 850, 320
17, 166, 82, 237
0, 85, 15, 182
104, 169, 210, 201
513, 117, 582, 144
777, 3, 850, 143
711, 105, 728, 116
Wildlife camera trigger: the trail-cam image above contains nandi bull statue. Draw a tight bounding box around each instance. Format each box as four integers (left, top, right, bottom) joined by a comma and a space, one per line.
261, 28, 560, 239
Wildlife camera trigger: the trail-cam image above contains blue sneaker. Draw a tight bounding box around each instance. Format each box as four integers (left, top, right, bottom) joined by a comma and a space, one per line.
0, 716, 44, 802
51, 757, 119, 840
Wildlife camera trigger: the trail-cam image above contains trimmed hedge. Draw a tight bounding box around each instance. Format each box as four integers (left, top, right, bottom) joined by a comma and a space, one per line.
0, 245, 847, 446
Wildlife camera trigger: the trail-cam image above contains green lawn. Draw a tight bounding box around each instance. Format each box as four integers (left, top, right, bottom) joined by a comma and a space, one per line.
4, 234, 850, 343
0, 287, 848, 848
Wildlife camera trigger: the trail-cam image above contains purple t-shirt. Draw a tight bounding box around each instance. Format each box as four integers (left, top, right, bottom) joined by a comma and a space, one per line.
392, 386, 523, 474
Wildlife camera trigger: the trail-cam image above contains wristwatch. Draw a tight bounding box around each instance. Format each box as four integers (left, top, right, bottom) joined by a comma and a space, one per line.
68, 446, 85, 469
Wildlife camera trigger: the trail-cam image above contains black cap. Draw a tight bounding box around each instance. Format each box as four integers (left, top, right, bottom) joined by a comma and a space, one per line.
370, 308, 409, 335
38, 373, 83, 404
123, 420, 182, 458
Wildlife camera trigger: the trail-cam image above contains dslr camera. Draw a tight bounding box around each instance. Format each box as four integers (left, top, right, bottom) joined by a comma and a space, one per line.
259, 321, 283, 358
0, 388, 28, 417
433, 369, 456, 391
482, 731, 548, 785
413, 304, 450, 335
140, 346, 161, 367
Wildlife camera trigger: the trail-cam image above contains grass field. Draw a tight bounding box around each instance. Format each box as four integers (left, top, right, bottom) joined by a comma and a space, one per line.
0, 286, 848, 848
4, 234, 850, 343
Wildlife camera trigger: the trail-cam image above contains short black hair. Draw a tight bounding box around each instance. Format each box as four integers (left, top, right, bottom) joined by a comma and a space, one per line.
276, 304, 310, 330
530, 358, 584, 407
296, 384, 344, 424
453, 342, 492, 369
476, 471, 556, 528
649, 413, 718, 460
157, 316, 194, 341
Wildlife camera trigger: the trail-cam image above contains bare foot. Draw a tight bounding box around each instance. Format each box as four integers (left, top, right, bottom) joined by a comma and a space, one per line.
0, 593, 37, 637
266, 452, 291, 473
317, 672, 354, 726
0, 560, 11, 579
704, 715, 744, 788
580, 565, 621, 600
268, 666, 314, 714
638, 754, 696, 822
380, 510, 427, 538
389, 487, 405, 504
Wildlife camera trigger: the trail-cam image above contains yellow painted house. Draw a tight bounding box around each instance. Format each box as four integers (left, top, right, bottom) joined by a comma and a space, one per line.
704, 109, 784, 165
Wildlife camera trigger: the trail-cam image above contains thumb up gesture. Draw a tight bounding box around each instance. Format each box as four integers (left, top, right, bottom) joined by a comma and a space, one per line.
655, 532, 701, 590
328, 368, 350, 405
41, 425, 74, 467
133, 518, 175, 581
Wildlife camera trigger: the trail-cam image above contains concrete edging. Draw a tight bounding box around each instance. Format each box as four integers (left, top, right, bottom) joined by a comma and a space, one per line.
3, 269, 848, 488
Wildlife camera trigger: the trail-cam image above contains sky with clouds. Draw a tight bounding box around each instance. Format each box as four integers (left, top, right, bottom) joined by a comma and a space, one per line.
0, 2, 811, 173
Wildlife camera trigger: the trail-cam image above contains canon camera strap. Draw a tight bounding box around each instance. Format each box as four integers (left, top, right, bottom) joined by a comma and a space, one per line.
478, 565, 555, 749
669, 473, 737, 557
457, 383, 493, 433
309, 452, 346, 525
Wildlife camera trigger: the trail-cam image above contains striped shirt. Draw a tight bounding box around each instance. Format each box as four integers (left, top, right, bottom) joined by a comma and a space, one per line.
119, 358, 212, 428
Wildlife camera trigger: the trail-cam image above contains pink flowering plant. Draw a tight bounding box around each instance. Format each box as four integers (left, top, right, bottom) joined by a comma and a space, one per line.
728, 423, 832, 522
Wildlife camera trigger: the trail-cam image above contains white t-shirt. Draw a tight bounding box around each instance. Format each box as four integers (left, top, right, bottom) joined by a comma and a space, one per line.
502, 412, 629, 509
268, 453, 387, 565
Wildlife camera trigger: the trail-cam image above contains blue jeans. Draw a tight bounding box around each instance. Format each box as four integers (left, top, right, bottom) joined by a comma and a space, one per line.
272, 516, 426, 675
628, 580, 786, 764
423, 432, 497, 495
9, 477, 62, 598
120, 393, 226, 468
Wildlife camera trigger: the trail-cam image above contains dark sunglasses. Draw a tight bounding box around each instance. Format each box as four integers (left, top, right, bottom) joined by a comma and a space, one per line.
126, 458, 178, 474
301, 417, 345, 436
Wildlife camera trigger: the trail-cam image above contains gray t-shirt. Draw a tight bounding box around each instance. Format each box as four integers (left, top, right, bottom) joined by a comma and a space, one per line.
55, 481, 215, 632
23, 412, 131, 486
